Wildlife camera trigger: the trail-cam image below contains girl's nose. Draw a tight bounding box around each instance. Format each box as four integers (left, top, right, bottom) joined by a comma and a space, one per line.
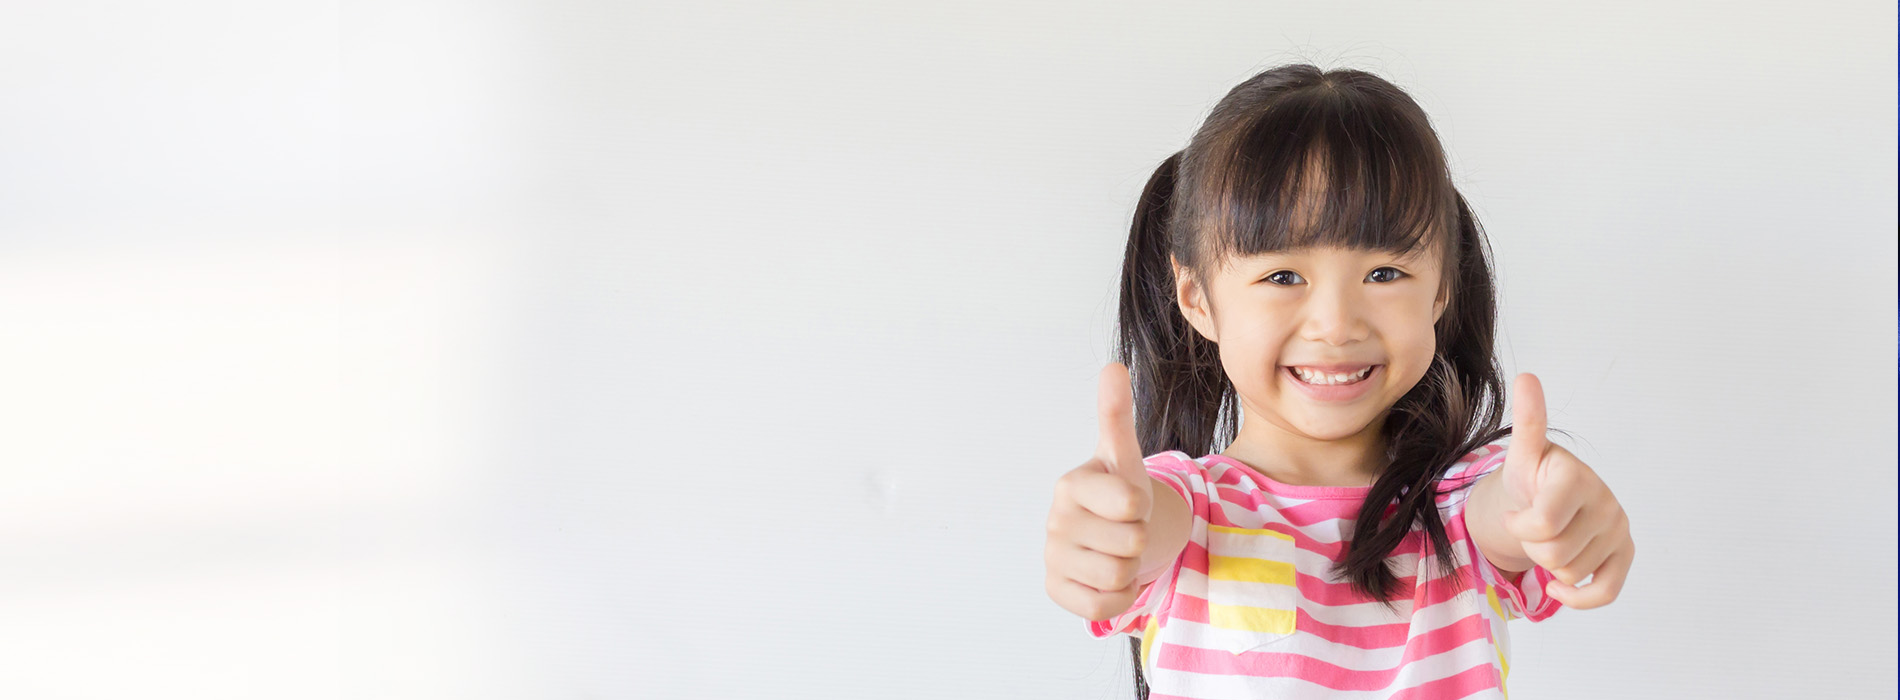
1299, 284, 1370, 346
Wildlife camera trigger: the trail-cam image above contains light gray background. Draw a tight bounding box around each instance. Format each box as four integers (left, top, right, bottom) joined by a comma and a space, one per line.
0, 2, 1893, 698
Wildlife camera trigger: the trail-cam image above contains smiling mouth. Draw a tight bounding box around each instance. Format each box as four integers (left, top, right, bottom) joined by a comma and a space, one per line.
1285, 365, 1380, 386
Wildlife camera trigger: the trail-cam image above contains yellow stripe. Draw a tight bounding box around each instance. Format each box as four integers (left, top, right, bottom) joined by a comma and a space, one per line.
1485, 584, 1512, 698
1485, 582, 1514, 621
1140, 614, 1160, 671
1206, 602, 1297, 634
1206, 524, 1296, 584
1204, 525, 1297, 634
1207, 554, 1296, 585
1494, 637, 1511, 699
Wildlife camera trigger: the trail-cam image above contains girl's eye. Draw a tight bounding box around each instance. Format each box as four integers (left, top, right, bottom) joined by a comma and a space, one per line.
1367, 267, 1408, 283
1264, 270, 1304, 286
1262, 268, 1407, 285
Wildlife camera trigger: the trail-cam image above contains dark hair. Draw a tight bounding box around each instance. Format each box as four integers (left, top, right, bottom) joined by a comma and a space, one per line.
1113, 64, 1542, 697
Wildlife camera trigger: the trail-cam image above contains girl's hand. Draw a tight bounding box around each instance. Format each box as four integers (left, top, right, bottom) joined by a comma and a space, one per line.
1044, 363, 1158, 622
1497, 372, 1636, 609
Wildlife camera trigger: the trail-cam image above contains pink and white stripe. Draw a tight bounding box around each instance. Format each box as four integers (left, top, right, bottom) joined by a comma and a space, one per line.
1087, 443, 1562, 699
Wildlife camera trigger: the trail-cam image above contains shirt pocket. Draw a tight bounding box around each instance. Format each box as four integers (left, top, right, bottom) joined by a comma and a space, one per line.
1203, 524, 1302, 655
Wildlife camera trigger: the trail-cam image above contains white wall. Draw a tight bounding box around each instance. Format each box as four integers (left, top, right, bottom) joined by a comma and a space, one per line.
0, 2, 1892, 698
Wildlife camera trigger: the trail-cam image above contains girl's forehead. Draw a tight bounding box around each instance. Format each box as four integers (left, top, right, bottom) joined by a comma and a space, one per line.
1227, 243, 1435, 263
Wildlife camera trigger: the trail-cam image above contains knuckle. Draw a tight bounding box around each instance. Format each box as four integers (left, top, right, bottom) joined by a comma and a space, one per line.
1054, 469, 1079, 498
1084, 590, 1128, 621
1532, 515, 1559, 539
1083, 561, 1112, 592
1547, 463, 1574, 486
1126, 526, 1149, 556
1108, 559, 1138, 591
1510, 513, 1546, 540
1111, 487, 1141, 521
1523, 539, 1548, 558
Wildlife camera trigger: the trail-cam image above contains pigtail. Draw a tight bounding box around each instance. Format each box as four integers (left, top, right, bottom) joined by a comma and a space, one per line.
1112, 151, 1237, 700
1114, 151, 1238, 460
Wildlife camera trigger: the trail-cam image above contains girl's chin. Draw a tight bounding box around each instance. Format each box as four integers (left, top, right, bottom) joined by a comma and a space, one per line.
1297, 423, 1377, 441
1281, 405, 1383, 437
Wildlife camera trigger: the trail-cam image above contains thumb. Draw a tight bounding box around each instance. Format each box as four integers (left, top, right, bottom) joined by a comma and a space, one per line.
1097, 362, 1151, 494
1502, 372, 1549, 511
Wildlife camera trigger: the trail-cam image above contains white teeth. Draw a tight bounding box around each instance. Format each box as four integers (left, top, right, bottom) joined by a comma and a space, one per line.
1292, 366, 1372, 385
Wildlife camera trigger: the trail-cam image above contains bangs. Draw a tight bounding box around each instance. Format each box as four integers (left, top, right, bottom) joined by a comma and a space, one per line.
1185, 85, 1456, 266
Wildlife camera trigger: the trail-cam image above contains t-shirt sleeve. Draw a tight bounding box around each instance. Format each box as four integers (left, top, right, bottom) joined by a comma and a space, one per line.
1085, 451, 1206, 639
1439, 443, 1564, 623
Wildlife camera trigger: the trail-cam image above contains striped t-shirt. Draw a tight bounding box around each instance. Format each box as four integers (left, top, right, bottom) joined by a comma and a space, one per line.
1087, 442, 1562, 699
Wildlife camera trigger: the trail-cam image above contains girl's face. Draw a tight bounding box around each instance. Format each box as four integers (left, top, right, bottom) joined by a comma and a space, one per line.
1172, 242, 1449, 444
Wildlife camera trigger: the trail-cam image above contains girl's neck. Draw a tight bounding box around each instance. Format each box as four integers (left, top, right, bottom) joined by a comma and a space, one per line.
1218, 416, 1388, 489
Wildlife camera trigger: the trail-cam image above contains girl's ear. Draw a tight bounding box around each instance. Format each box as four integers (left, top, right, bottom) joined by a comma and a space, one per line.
1172, 255, 1219, 343
1432, 276, 1450, 324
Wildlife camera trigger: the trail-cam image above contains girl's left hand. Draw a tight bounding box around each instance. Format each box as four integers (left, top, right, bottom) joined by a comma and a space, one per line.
1498, 373, 1636, 609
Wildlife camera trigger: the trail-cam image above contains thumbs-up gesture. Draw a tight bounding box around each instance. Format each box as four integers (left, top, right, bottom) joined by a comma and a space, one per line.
1044, 363, 1171, 622
1490, 373, 1636, 609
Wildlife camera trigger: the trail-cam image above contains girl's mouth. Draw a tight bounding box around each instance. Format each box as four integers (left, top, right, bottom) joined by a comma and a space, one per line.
1283, 364, 1382, 402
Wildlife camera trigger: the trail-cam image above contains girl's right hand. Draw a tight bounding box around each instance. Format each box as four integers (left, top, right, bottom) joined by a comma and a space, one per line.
1044, 362, 1159, 622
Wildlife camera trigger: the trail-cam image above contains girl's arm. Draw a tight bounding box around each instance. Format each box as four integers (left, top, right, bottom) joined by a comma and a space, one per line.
1465, 374, 1636, 609
1134, 475, 1193, 585
1467, 469, 1534, 576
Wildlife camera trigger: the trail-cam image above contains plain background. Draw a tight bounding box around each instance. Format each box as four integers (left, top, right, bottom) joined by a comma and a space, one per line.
0, 2, 1894, 698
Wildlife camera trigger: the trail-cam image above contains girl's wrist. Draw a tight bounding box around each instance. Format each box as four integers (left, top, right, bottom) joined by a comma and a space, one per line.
1469, 469, 1535, 573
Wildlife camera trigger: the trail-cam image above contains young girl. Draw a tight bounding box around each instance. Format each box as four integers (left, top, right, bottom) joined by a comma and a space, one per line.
1043, 64, 1635, 699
